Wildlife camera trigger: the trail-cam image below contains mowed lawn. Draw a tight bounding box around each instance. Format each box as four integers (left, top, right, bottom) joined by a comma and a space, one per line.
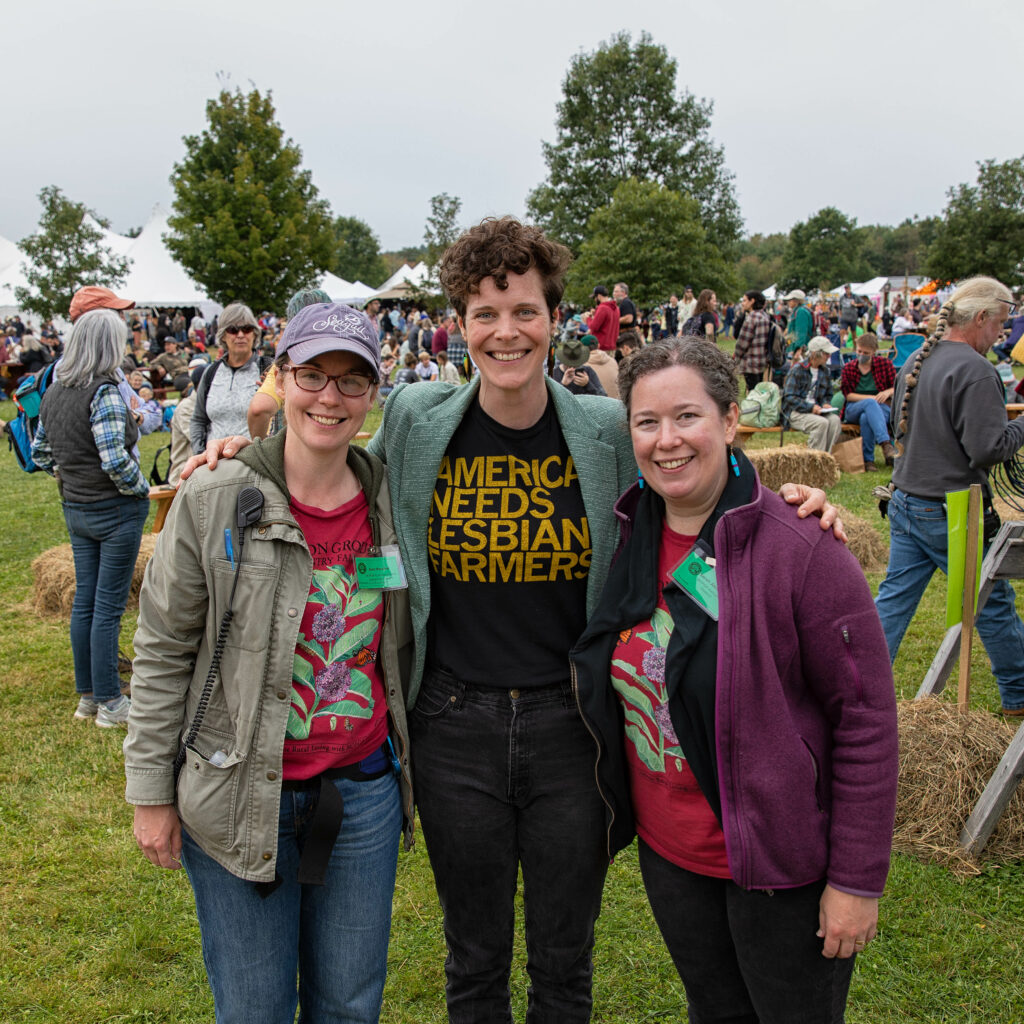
2, 392, 1023, 1023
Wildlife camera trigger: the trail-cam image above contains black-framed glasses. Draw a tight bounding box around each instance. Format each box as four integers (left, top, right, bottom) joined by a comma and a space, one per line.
286, 364, 376, 397
224, 325, 256, 335
996, 298, 1018, 316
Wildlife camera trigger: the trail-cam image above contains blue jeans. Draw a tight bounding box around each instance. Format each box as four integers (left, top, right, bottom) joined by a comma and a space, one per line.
62, 494, 149, 702
181, 772, 401, 1024
875, 490, 1024, 710
638, 840, 854, 1024
842, 399, 891, 462
410, 670, 608, 1024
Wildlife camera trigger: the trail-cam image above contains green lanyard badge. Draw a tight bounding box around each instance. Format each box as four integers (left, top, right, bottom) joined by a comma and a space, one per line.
353, 544, 408, 591
668, 541, 719, 620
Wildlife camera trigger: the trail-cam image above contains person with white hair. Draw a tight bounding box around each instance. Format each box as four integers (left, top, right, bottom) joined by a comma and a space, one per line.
30, 309, 150, 727
876, 276, 1024, 716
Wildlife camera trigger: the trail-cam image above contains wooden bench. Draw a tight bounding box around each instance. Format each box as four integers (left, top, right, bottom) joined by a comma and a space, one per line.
734, 424, 785, 447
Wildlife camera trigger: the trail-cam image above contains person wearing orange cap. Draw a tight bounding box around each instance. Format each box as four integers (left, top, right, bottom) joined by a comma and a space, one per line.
67, 286, 160, 439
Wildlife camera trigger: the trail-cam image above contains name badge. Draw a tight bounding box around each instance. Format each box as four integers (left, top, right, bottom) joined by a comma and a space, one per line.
669, 542, 719, 620
353, 544, 408, 591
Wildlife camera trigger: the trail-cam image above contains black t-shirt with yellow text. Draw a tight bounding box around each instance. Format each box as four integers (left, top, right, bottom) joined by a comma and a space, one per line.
427, 397, 590, 686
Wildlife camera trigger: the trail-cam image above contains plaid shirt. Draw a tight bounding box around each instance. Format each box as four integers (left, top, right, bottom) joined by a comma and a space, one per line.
32, 383, 149, 497
734, 309, 772, 372
840, 354, 896, 398
782, 361, 833, 426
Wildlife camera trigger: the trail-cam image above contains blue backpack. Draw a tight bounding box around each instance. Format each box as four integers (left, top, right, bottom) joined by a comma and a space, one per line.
4, 362, 56, 472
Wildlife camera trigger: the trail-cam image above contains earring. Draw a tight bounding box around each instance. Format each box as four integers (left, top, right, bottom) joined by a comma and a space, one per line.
638, 468, 645, 490
728, 445, 740, 477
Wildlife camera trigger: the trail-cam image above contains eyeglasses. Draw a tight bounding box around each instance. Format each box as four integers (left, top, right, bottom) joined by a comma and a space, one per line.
286, 365, 376, 397
996, 299, 1018, 316
224, 325, 256, 335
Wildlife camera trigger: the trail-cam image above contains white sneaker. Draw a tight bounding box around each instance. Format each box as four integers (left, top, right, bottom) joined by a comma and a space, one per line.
74, 696, 99, 720
96, 696, 131, 728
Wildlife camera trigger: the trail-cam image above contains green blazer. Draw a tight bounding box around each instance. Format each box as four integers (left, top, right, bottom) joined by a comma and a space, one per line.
368, 376, 636, 708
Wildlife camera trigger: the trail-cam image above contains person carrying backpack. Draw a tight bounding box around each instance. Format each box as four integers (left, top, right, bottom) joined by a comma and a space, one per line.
732, 290, 773, 394
30, 309, 150, 727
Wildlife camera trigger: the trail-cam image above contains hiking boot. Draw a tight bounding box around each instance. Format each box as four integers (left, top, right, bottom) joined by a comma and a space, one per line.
96, 695, 131, 728
881, 441, 897, 466
1001, 706, 1024, 717
74, 695, 99, 720
864, 461, 879, 473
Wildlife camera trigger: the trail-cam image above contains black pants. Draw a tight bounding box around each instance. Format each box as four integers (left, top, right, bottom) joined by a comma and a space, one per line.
638, 839, 855, 1023
411, 671, 608, 1024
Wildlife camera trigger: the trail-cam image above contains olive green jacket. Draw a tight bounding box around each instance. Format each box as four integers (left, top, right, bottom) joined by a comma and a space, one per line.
367, 376, 635, 708
124, 431, 414, 882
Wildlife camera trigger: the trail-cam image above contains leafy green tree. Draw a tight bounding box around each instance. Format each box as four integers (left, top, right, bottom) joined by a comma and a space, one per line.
926, 156, 1024, 289
381, 246, 427, 278
165, 87, 334, 311
565, 179, 735, 307
735, 232, 787, 293
779, 207, 869, 292
418, 192, 462, 298
15, 186, 132, 322
859, 216, 940, 277
526, 31, 742, 256
331, 215, 389, 286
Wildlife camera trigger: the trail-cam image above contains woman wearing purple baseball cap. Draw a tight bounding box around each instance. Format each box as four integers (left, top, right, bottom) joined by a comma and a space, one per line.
126, 303, 413, 1023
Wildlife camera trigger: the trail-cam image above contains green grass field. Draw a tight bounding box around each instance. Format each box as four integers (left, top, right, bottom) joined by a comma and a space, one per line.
2, 392, 1023, 1023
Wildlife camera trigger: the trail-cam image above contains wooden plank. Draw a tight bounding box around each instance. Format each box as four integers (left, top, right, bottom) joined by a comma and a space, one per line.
959, 720, 1024, 856
957, 485, 982, 711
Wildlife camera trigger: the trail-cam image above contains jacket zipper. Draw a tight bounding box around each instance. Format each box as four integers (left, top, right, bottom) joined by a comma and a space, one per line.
569, 658, 617, 862
841, 626, 864, 703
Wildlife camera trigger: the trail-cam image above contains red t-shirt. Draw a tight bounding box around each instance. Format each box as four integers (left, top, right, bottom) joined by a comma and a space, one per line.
282, 492, 388, 780
610, 525, 730, 878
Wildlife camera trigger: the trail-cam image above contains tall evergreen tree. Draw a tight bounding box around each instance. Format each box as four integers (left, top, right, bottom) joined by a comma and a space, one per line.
16, 186, 132, 322
165, 88, 334, 311
526, 31, 741, 256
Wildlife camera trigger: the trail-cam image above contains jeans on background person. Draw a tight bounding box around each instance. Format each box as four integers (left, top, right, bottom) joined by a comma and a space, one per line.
181, 772, 401, 1024
842, 399, 891, 463
410, 670, 608, 1024
638, 840, 855, 1024
875, 489, 1024, 711
62, 494, 149, 702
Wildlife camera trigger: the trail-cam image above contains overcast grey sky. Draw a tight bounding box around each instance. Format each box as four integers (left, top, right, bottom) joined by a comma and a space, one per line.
4, 0, 1022, 251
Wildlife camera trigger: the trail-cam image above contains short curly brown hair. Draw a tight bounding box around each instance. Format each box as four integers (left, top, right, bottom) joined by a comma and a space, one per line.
439, 216, 572, 319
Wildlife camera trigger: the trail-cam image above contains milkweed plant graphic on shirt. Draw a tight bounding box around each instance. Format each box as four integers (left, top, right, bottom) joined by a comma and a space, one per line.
287, 564, 382, 739
611, 606, 685, 772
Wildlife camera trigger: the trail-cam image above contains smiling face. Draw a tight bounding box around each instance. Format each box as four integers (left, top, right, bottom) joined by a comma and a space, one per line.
276, 350, 377, 462
459, 268, 555, 416
629, 365, 738, 531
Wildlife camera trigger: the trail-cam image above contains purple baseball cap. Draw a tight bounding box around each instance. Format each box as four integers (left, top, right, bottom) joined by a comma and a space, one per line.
276, 302, 380, 378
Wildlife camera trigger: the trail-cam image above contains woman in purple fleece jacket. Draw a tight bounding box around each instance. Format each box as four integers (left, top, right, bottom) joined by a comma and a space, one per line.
571, 338, 898, 1024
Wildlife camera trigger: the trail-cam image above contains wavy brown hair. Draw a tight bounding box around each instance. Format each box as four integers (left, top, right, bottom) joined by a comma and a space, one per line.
439, 216, 572, 319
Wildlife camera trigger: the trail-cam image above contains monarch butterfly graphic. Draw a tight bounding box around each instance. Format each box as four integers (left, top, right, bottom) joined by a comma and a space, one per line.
618, 627, 633, 645
351, 646, 377, 667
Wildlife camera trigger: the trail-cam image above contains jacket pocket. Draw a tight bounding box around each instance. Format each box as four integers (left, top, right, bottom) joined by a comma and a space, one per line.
801, 738, 825, 813
177, 744, 245, 851
210, 559, 282, 654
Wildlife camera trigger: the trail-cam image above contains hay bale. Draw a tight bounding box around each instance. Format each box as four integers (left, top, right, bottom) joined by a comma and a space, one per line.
832, 503, 889, 573
894, 698, 1024, 876
747, 444, 840, 494
32, 534, 157, 618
